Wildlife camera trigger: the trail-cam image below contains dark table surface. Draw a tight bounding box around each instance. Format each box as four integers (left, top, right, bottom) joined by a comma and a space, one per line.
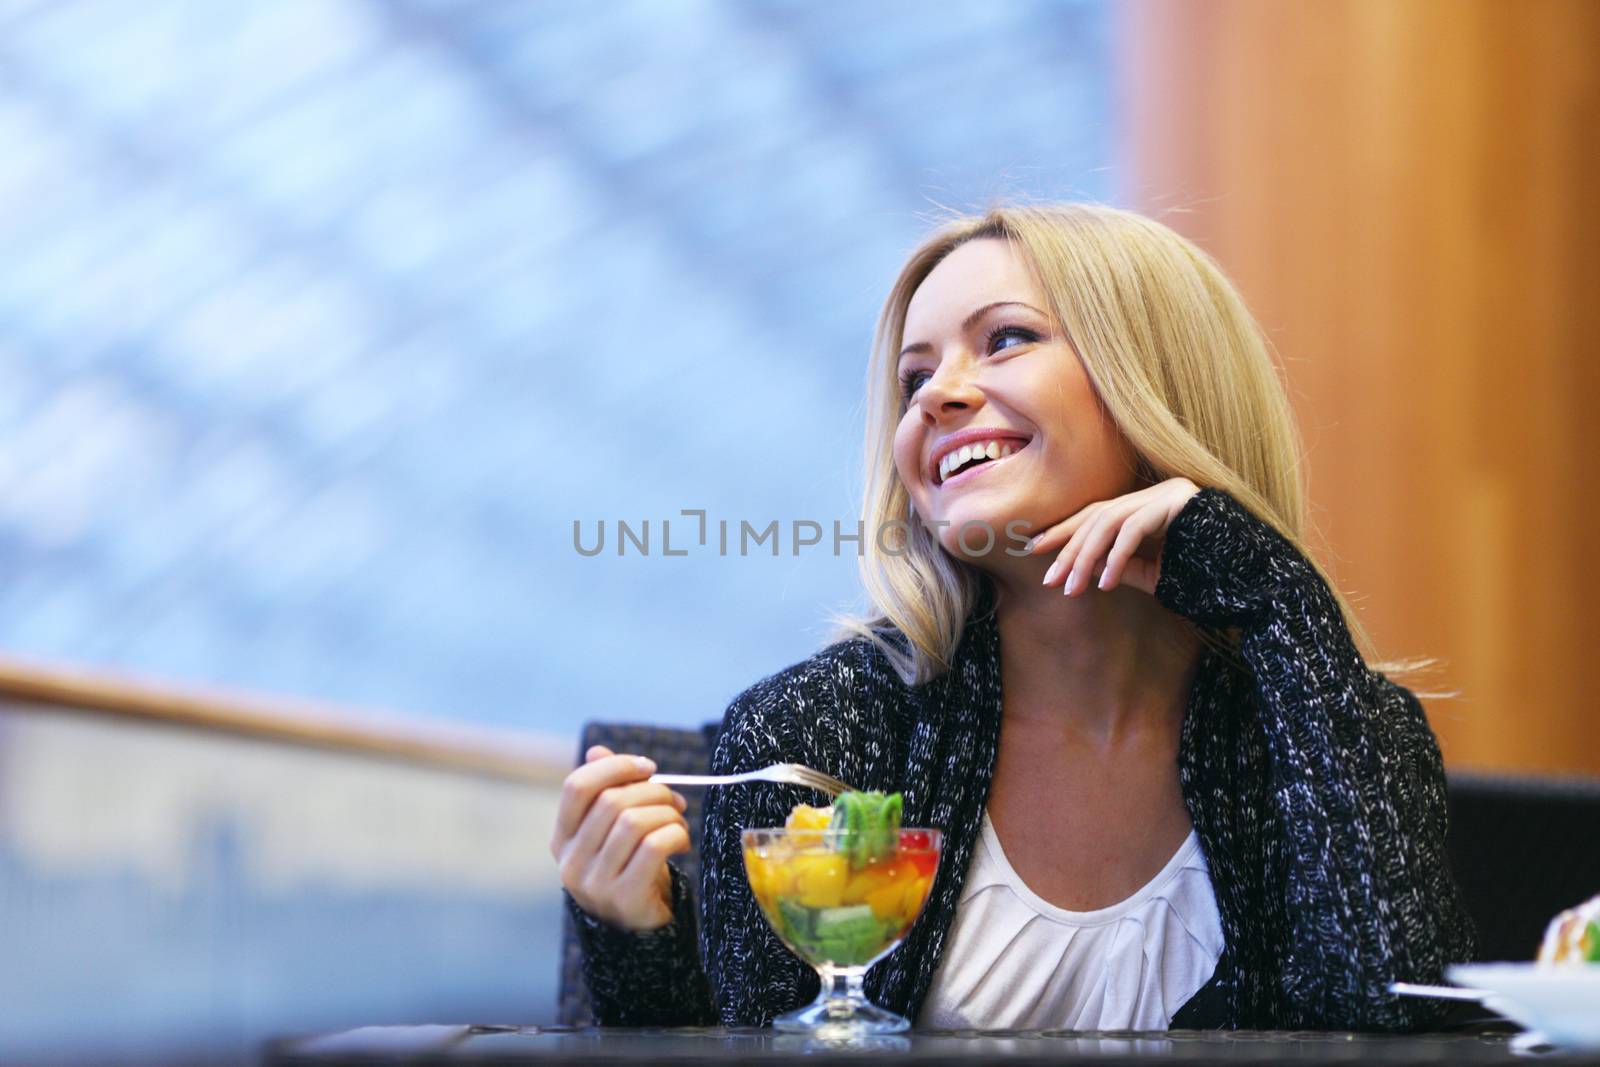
267, 1024, 1594, 1065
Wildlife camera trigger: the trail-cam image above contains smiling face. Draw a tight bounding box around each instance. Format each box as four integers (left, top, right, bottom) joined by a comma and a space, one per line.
891, 237, 1144, 560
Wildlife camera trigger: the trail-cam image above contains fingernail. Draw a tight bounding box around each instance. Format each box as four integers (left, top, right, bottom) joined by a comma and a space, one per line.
1098, 568, 1113, 591
635, 757, 657, 773
1042, 559, 1061, 585
1064, 570, 1078, 595
1025, 535, 1041, 553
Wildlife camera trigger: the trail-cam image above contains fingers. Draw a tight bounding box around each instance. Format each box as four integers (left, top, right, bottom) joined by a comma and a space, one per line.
1037, 496, 1156, 596
1041, 497, 1130, 591
617, 821, 691, 889
1098, 500, 1167, 592
554, 752, 657, 844
550, 744, 699, 933
1117, 556, 1161, 595
1063, 502, 1130, 593
1025, 501, 1102, 557
1029, 480, 1199, 596
596, 805, 689, 880
599, 822, 691, 932
567, 779, 685, 866
552, 753, 690, 931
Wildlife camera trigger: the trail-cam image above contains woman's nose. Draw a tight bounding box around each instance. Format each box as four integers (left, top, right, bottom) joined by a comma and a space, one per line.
916, 359, 984, 419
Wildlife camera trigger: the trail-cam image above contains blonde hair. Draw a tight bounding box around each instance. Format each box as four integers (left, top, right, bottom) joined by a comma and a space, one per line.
829, 202, 1415, 686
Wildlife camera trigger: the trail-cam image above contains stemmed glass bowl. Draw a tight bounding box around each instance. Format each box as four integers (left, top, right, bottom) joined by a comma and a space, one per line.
742, 825, 942, 1034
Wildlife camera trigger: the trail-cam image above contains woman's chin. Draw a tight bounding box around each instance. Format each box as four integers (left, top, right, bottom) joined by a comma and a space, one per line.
922, 506, 1026, 561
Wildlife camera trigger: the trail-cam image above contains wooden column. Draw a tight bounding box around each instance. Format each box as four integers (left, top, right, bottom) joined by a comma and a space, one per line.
1121, 0, 1600, 774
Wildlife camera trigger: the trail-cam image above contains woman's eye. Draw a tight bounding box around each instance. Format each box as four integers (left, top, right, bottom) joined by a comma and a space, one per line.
986, 325, 1040, 353
898, 326, 1038, 403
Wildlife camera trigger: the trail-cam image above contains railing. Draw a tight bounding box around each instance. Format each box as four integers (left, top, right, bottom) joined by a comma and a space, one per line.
0, 650, 571, 783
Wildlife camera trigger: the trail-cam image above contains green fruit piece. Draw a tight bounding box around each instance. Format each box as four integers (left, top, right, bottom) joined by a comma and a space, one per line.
829, 793, 860, 865
777, 898, 815, 943
814, 903, 877, 936
816, 937, 871, 966
870, 793, 903, 865
830, 917, 905, 966
811, 905, 885, 965
1586, 919, 1600, 963
818, 907, 877, 959
858, 801, 879, 868
829, 791, 905, 869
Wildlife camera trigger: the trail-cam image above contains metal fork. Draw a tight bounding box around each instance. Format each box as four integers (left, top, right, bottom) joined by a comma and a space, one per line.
1388, 982, 1493, 1003
649, 762, 854, 797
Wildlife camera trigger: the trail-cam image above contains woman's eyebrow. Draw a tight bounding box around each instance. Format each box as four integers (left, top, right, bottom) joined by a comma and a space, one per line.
898, 301, 1046, 361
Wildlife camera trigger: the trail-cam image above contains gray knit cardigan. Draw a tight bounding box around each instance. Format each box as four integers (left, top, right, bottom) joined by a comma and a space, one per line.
569, 488, 1477, 1030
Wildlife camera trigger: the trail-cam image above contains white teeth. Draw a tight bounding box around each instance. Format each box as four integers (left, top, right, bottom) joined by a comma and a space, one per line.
937, 438, 1024, 483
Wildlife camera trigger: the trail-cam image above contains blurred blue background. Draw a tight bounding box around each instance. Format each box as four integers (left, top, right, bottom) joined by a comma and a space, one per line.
0, 0, 1116, 1060
0, 0, 1116, 734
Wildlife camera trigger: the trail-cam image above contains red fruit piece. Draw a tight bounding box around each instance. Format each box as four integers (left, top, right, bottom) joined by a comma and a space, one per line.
899, 830, 937, 877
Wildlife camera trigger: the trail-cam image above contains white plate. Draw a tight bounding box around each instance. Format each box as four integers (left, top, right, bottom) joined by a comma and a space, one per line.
1447, 962, 1600, 1048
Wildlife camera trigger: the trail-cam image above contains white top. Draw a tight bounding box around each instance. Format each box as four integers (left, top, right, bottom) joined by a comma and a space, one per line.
919, 810, 1224, 1031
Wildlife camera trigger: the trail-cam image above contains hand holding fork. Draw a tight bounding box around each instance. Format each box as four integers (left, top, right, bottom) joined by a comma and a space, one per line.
552, 748, 854, 933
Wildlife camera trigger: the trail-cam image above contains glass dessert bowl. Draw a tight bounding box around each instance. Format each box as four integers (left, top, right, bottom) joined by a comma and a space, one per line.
742, 793, 941, 1034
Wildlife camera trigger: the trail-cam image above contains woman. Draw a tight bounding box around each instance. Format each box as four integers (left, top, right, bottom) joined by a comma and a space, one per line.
551, 203, 1477, 1030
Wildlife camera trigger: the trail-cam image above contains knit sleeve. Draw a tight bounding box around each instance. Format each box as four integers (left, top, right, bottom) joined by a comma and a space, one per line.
699, 676, 829, 1025
1155, 487, 1478, 1031
568, 863, 713, 1026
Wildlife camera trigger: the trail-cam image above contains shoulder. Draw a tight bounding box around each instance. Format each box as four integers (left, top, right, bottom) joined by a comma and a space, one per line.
713, 629, 913, 771
1374, 672, 1422, 711
722, 630, 906, 729
1369, 672, 1444, 757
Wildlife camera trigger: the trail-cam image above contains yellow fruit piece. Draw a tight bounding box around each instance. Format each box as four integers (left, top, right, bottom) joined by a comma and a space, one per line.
897, 874, 932, 926
843, 870, 880, 906
785, 805, 833, 847
790, 853, 848, 909
749, 849, 799, 900
786, 805, 833, 832
744, 849, 770, 899
864, 880, 906, 923
842, 858, 897, 901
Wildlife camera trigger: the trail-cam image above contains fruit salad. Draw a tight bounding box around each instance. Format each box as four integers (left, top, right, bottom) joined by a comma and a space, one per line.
742, 791, 939, 968
1538, 893, 1600, 965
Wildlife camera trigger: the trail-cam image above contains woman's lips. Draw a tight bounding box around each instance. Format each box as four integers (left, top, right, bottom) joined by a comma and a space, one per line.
928, 430, 1032, 484
935, 440, 1028, 491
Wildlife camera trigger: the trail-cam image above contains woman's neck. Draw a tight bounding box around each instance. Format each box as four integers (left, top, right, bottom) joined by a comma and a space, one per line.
990, 572, 1202, 747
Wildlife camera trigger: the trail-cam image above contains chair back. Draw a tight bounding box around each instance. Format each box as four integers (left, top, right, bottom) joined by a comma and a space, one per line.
1446, 771, 1600, 962
556, 720, 721, 1026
